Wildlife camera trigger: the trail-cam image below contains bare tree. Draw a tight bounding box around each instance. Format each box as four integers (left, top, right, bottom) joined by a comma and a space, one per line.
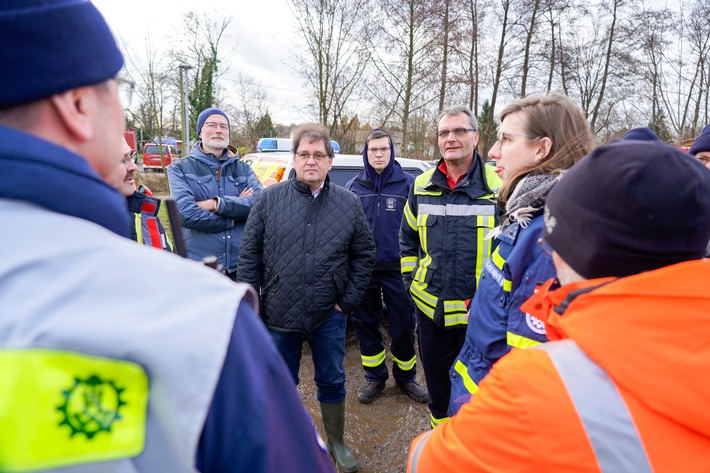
289, 0, 371, 139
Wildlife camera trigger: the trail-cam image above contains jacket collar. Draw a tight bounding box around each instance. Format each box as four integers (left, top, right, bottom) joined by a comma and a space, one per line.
0, 125, 130, 237
428, 151, 492, 198
189, 142, 236, 168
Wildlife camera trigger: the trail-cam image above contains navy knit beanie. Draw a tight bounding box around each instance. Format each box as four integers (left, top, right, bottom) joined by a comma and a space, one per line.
689, 123, 710, 155
0, 0, 124, 109
544, 141, 710, 279
197, 108, 230, 137
622, 127, 659, 141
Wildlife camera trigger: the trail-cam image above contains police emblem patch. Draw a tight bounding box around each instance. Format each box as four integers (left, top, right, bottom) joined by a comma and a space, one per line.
525, 313, 546, 335
385, 197, 397, 211
57, 374, 126, 439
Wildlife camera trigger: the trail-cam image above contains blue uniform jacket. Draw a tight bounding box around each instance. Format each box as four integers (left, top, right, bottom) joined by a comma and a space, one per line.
167, 144, 262, 273
449, 212, 556, 416
346, 140, 414, 269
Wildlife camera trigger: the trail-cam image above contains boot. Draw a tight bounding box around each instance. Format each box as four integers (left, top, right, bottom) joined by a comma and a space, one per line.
320, 401, 359, 472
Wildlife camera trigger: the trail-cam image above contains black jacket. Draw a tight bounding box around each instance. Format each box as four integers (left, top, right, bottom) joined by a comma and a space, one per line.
237, 177, 376, 332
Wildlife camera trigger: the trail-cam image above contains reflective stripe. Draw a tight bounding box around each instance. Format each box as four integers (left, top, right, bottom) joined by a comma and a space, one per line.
361, 350, 386, 368
491, 247, 505, 270
418, 203, 496, 217
409, 430, 434, 473
0, 349, 147, 471
475, 215, 494, 286
507, 331, 542, 349
404, 201, 417, 229
503, 279, 512, 292
134, 213, 143, 244
536, 341, 652, 473
392, 354, 416, 371
430, 413, 448, 428
401, 256, 418, 273
443, 300, 468, 326
453, 360, 480, 395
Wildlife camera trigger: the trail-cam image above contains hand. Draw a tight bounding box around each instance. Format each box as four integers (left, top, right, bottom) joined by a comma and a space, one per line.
196, 199, 215, 211
239, 187, 254, 198
334, 304, 342, 312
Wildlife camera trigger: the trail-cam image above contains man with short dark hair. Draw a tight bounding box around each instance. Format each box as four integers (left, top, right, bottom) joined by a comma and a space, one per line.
168, 107, 262, 278
238, 124, 376, 473
400, 105, 501, 428
0, 1, 334, 471
346, 128, 427, 405
408, 140, 710, 472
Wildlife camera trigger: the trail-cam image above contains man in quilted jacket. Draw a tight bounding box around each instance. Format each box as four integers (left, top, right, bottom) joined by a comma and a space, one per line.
237, 124, 376, 473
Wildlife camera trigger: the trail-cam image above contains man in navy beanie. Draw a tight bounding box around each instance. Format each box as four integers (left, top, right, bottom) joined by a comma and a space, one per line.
689, 123, 710, 170
622, 127, 660, 141
168, 106, 262, 280
0, 2, 333, 472
408, 140, 710, 471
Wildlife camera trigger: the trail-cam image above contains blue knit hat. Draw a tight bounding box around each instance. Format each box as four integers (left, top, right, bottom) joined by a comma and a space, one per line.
689, 124, 710, 155
544, 141, 710, 279
0, 0, 124, 109
197, 108, 230, 137
622, 127, 659, 141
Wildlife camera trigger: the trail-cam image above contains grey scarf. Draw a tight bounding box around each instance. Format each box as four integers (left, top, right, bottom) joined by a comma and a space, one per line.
487, 173, 562, 240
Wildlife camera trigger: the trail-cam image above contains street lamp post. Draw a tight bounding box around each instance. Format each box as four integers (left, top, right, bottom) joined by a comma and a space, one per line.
179, 64, 193, 157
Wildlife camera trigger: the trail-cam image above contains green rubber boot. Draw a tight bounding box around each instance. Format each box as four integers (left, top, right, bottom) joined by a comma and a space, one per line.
320, 401, 359, 472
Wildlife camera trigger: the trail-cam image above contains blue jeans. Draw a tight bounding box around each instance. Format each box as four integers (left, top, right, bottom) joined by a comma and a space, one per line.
268, 309, 347, 403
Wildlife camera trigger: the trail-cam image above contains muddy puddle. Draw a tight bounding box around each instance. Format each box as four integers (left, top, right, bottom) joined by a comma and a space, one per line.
297, 324, 430, 472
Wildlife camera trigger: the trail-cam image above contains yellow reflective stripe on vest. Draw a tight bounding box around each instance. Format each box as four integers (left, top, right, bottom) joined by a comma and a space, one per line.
133, 212, 143, 244
484, 164, 502, 193
476, 215, 495, 290
392, 354, 416, 371
507, 331, 542, 349
490, 246, 512, 293
413, 170, 441, 196
453, 360, 480, 395
403, 200, 417, 229
361, 350, 386, 368
411, 281, 436, 318
0, 349, 148, 472
443, 300, 468, 326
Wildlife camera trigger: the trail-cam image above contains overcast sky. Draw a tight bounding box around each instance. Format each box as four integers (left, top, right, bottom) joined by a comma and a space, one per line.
93, 0, 309, 125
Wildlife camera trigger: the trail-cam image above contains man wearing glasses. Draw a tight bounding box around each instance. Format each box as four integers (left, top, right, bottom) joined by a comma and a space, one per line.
400, 105, 502, 428
238, 124, 376, 473
116, 136, 173, 251
168, 107, 262, 279
345, 129, 428, 406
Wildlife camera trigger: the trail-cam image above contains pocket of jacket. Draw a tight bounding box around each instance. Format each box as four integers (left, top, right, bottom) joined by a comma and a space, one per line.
185, 174, 215, 201
225, 175, 248, 196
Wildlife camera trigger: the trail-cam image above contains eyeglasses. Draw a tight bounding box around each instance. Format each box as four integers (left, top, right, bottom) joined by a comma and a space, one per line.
537, 238, 553, 257
295, 152, 330, 162
437, 128, 475, 139
204, 122, 229, 131
367, 147, 390, 154
495, 132, 534, 145
120, 156, 136, 168
116, 76, 135, 110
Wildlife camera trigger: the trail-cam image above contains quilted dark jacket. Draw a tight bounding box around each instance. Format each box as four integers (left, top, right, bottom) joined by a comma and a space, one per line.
236, 176, 376, 333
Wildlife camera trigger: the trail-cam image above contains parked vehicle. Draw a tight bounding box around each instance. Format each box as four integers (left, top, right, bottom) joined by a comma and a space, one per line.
242, 152, 432, 188
123, 129, 137, 155
142, 143, 178, 171
257, 137, 341, 154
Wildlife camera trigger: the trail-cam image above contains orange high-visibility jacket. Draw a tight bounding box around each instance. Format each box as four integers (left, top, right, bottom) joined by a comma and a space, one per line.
408, 259, 710, 472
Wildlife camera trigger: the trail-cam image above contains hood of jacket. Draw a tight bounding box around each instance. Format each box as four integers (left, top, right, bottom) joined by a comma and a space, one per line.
523, 259, 710, 439
359, 128, 396, 194
189, 142, 238, 168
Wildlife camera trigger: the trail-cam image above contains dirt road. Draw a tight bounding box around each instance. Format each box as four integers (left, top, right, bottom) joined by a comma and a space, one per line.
297, 325, 430, 473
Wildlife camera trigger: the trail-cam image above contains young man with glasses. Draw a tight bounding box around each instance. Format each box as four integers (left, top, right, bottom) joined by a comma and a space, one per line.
238, 124, 376, 473
345, 129, 428, 405
400, 105, 502, 428
168, 107, 262, 279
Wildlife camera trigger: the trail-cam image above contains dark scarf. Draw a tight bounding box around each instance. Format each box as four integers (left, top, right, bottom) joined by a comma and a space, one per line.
488, 173, 561, 240
0, 125, 130, 237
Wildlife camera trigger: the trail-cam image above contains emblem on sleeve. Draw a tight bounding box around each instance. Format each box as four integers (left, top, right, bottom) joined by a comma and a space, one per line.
57, 374, 126, 439
525, 313, 547, 335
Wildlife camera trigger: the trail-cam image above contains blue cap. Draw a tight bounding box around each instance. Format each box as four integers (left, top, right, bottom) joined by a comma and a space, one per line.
689, 124, 710, 155
622, 127, 659, 141
197, 107, 230, 137
0, 0, 124, 109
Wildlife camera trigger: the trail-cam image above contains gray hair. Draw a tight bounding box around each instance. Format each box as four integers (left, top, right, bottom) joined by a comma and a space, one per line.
437, 105, 478, 131
291, 124, 334, 157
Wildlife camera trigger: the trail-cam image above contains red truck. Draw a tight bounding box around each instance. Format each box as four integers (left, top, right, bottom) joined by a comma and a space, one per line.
123, 129, 137, 154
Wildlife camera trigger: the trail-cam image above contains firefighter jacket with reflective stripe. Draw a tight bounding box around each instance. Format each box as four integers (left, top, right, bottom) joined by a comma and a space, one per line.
448, 212, 556, 415
408, 259, 710, 472
126, 191, 173, 251
400, 155, 500, 328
